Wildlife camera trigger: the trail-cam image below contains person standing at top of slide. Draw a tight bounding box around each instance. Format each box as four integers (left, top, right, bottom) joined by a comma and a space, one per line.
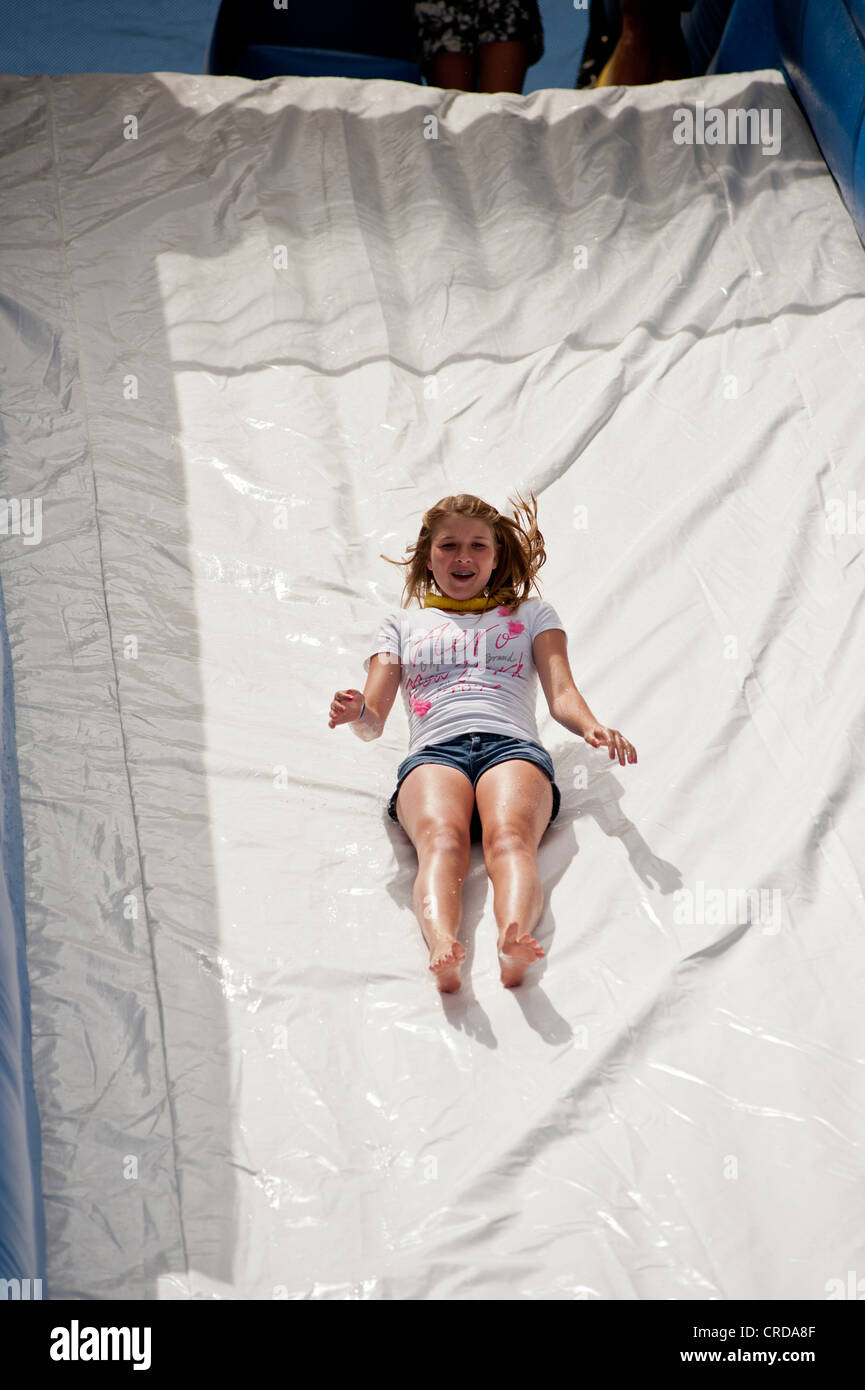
413, 1, 545, 93
328, 491, 638, 994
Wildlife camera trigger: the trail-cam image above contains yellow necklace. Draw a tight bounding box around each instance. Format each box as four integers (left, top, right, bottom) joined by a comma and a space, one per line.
422, 591, 504, 613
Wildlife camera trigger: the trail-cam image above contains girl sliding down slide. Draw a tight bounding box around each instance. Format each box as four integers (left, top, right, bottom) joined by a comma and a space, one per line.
329, 490, 637, 993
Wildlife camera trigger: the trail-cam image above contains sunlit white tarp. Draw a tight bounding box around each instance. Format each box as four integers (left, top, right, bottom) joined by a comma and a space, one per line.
1, 67, 865, 1299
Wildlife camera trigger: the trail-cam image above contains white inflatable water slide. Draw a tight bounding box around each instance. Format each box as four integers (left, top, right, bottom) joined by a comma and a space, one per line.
1, 66, 864, 1299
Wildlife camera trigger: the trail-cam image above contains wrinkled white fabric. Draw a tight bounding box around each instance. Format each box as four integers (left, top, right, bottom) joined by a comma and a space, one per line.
1, 66, 864, 1300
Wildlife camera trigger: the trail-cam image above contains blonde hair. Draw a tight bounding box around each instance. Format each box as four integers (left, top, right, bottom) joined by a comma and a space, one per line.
380, 489, 547, 611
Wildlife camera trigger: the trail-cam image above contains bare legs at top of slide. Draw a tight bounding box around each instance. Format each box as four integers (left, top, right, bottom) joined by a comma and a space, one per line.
424, 40, 532, 94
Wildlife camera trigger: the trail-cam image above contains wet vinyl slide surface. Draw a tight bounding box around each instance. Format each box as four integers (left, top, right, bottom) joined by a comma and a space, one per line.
1, 67, 865, 1299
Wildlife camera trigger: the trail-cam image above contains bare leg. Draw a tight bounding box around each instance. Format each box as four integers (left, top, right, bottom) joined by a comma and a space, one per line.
395, 766, 474, 992
596, 0, 691, 87
477, 39, 530, 94
485, 841, 546, 987
426, 49, 476, 91
411, 835, 470, 992
476, 762, 551, 987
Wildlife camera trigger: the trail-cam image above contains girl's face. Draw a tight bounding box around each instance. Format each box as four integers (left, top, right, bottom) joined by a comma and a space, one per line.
427, 516, 498, 602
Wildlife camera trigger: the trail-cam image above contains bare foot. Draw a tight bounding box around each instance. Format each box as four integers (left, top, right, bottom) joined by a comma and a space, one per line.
497, 920, 544, 988
429, 936, 466, 993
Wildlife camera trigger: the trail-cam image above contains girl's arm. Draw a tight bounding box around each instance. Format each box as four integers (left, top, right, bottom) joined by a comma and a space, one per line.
533, 629, 595, 734
534, 629, 637, 765
328, 653, 402, 742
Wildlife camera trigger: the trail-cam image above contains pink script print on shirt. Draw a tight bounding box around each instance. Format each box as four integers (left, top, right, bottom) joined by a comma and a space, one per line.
407, 607, 526, 717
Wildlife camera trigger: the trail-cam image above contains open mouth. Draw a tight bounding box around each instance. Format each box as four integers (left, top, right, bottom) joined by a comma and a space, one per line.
451, 572, 475, 582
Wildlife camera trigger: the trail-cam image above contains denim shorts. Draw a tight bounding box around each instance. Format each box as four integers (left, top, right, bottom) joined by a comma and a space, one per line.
388, 730, 561, 842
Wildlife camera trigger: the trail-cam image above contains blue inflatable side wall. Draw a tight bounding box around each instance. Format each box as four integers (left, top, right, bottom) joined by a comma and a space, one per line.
716, 0, 865, 247
0, 568, 47, 1298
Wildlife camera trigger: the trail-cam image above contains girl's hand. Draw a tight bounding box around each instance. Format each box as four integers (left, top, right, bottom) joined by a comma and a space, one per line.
328, 688, 364, 728
583, 721, 637, 765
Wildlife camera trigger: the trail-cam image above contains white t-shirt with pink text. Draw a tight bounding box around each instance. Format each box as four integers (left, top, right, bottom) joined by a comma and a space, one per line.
362, 598, 567, 755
